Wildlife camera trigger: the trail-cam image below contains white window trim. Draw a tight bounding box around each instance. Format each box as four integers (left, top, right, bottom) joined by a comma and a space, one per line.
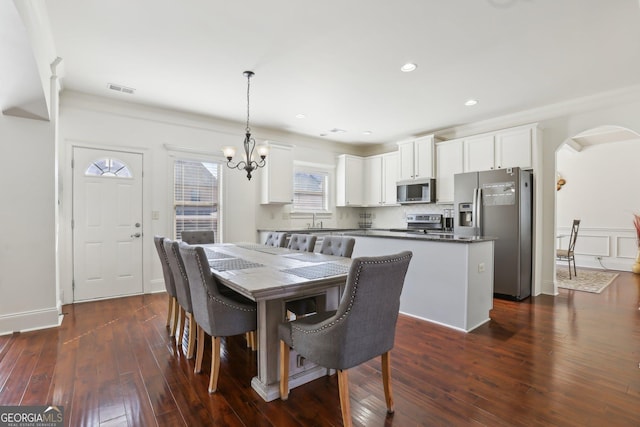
167, 149, 224, 241
290, 161, 335, 217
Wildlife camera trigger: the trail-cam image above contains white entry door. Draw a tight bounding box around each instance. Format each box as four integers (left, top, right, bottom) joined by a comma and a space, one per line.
73, 147, 143, 301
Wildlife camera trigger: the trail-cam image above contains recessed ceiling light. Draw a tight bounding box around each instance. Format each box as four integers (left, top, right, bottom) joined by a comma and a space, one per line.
329, 128, 346, 133
464, 99, 479, 106
295, 113, 306, 119
400, 63, 417, 72
363, 131, 373, 135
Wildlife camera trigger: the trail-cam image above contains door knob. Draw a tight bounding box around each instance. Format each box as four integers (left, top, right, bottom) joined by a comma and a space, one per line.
131, 232, 141, 238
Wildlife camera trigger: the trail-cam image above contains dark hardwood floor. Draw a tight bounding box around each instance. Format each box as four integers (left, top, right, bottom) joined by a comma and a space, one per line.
1, 270, 639, 426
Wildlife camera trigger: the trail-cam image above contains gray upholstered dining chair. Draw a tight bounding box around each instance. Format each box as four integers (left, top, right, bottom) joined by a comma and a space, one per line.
287, 233, 317, 252
264, 232, 287, 247
179, 243, 257, 393
153, 236, 179, 337
278, 251, 412, 427
319, 236, 355, 258
181, 230, 215, 245
163, 239, 197, 359
285, 236, 356, 319
557, 219, 580, 279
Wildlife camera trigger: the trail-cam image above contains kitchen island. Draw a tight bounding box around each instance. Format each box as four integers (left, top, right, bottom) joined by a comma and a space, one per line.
345, 230, 495, 332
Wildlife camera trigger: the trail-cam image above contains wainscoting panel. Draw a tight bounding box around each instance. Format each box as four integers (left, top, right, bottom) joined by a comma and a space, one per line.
556, 226, 635, 272
615, 236, 637, 259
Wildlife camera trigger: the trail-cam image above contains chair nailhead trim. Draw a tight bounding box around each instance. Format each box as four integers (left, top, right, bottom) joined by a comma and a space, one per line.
291, 252, 411, 341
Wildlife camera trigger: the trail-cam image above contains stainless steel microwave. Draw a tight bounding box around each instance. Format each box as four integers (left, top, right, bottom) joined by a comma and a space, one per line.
397, 178, 436, 204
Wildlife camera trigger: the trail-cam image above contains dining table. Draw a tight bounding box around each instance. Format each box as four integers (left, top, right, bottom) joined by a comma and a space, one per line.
201, 242, 353, 402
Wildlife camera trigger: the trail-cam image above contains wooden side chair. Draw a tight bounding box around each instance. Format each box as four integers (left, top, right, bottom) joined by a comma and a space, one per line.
181, 230, 215, 244
278, 251, 413, 427
557, 219, 580, 279
153, 236, 179, 337
163, 239, 197, 359
179, 243, 257, 393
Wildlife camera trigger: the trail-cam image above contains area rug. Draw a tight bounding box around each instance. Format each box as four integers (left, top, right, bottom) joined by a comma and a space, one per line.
556, 268, 619, 293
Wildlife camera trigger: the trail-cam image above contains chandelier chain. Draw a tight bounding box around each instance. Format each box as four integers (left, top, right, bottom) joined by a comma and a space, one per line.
246, 73, 251, 133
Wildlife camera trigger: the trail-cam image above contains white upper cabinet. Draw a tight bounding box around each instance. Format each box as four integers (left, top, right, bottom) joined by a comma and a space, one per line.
382, 152, 399, 205
362, 152, 399, 206
464, 135, 494, 172
463, 125, 533, 172
436, 139, 463, 204
261, 143, 293, 204
336, 154, 364, 207
495, 126, 532, 170
363, 155, 382, 206
397, 135, 434, 181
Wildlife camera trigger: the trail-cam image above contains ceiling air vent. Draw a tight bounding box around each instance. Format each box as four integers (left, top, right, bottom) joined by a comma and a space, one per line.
107, 83, 135, 95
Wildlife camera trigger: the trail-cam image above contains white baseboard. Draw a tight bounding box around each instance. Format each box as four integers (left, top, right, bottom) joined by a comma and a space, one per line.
0, 306, 62, 336
148, 278, 167, 294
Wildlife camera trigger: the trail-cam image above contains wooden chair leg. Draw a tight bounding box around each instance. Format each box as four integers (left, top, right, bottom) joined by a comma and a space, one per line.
177, 306, 186, 347
166, 294, 173, 327
208, 336, 221, 393
250, 331, 257, 351
568, 258, 572, 279
337, 369, 352, 427
279, 340, 290, 400
186, 312, 196, 359
169, 298, 178, 337
381, 351, 394, 413
194, 325, 205, 374
573, 256, 577, 277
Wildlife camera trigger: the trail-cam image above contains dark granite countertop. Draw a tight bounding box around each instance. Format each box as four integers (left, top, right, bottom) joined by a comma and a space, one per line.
342, 229, 496, 243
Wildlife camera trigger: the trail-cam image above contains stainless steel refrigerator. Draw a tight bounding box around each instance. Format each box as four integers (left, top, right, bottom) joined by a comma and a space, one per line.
454, 167, 532, 300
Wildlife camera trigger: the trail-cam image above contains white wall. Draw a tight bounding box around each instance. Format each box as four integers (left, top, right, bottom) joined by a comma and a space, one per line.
0, 115, 59, 333
57, 91, 361, 304
556, 139, 640, 271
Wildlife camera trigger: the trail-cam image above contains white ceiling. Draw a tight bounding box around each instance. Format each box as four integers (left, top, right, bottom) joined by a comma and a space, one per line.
7, 0, 640, 144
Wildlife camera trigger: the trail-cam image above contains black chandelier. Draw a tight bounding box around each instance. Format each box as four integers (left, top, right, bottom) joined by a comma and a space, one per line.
222, 71, 268, 180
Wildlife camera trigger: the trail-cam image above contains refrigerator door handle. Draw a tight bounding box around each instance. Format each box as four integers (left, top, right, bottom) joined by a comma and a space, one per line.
476, 187, 482, 235
472, 187, 478, 229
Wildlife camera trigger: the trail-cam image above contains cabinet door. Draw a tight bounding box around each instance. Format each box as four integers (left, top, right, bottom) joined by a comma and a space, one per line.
496, 127, 532, 169
414, 136, 434, 179
382, 152, 399, 205
464, 135, 495, 172
397, 141, 415, 180
336, 155, 364, 206
363, 156, 382, 206
436, 140, 463, 203
261, 144, 293, 204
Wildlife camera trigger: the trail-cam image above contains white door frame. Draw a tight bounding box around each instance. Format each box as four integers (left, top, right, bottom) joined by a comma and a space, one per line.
72, 146, 144, 301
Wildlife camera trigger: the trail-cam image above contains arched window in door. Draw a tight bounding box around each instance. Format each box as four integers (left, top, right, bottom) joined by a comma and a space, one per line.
84, 158, 133, 178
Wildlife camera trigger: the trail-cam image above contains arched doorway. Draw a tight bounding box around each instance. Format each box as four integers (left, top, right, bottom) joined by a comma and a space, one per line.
554, 125, 640, 292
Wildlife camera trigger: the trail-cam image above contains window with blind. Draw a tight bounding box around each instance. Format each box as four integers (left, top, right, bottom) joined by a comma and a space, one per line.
173, 159, 220, 240
293, 169, 329, 212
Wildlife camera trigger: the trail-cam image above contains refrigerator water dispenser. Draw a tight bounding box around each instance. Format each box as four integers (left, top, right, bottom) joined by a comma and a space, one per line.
458, 203, 473, 227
